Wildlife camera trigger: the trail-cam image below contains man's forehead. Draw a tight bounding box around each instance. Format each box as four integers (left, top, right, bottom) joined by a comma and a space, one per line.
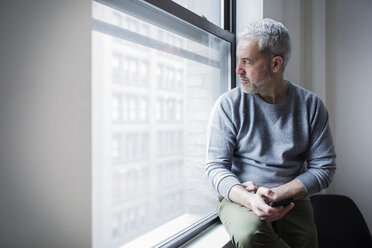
237, 39, 260, 57
238, 38, 257, 46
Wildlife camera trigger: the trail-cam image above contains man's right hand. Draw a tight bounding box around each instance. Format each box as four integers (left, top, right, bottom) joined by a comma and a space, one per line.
249, 187, 294, 222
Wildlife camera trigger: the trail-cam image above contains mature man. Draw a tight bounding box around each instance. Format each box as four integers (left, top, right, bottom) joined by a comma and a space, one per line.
205, 18, 336, 248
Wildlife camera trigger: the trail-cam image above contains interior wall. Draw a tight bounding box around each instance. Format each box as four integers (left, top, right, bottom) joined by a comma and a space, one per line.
263, 0, 305, 87
0, 1, 92, 247
302, 0, 327, 103
325, 0, 372, 231
236, 0, 262, 34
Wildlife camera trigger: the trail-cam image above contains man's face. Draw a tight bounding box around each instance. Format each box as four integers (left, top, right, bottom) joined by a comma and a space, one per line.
236, 39, 272, 93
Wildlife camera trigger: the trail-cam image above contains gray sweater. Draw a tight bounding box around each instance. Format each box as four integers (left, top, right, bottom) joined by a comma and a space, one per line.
205, 81, 336, 200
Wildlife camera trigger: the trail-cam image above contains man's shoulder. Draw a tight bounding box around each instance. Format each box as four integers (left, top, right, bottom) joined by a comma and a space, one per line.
217, 86, 245, 104
289, 81, 323, 105
212, 86, 247, 116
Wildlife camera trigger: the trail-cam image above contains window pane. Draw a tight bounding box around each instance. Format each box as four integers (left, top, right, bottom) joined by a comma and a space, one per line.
92, 1, 230, 247
172, 0, 222, 27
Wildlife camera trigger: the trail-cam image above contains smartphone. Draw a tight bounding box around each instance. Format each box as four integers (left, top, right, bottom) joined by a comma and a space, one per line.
270, 197, 294, 207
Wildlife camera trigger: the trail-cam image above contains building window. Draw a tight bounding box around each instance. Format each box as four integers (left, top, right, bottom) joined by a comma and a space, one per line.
171, 0, 222, 28
92, 0, 234, 247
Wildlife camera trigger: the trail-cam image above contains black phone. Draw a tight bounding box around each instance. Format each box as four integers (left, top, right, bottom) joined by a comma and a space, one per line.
270, 197, 294, 207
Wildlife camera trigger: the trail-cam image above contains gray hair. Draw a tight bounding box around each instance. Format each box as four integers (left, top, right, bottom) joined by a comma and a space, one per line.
239, 18, 291, 70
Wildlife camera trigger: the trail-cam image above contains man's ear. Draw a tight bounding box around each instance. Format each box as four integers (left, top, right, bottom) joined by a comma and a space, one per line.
272, 56, 283, 73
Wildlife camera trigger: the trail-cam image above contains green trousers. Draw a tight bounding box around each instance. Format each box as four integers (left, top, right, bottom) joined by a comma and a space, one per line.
217, 197, 318, 248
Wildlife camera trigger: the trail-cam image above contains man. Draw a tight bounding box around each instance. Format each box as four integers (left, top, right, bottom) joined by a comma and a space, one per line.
205, 18, 336, 248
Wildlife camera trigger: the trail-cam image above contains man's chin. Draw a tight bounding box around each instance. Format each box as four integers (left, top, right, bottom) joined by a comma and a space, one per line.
241, 83, 258, 94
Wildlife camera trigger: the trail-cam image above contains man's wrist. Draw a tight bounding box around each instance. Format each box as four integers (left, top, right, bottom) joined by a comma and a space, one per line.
228, 184, 254, 210
271, 178, 306, 201
242, 191, 254, 209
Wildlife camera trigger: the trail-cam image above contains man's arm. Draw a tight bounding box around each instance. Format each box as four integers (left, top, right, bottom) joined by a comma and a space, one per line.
205, 95, 240, 199
271, 178, 307, 201
296, 98, 336, 196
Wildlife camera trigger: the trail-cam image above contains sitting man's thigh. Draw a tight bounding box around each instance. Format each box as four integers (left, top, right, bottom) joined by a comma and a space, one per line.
217, 197, 289, 248
274, 200, 318, 248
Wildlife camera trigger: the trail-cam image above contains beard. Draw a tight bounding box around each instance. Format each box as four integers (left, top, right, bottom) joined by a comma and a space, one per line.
240, 65, 272, 94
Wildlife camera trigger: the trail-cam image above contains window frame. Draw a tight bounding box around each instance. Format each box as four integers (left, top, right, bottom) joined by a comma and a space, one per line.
93, 0, 236, 246
144, 0, 236, 89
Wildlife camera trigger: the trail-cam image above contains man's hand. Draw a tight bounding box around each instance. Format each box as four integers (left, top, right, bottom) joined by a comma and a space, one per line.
242, 181, 259, 193
228, 183, 295, 222
249, 187, 294, 222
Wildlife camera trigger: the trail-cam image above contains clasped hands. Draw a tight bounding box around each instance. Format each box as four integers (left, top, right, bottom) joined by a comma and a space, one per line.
242, 181, 294, 222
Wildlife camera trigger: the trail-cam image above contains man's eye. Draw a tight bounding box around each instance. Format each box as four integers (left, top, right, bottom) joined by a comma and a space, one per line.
242, 59, 250, 64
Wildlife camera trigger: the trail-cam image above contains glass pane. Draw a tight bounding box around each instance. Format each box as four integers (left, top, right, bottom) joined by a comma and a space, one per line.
92, 1, 230, 247
172, 0, 222, 27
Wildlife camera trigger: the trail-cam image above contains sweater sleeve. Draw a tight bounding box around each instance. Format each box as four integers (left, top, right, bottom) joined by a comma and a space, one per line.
205, 95, 241, 200
296, 98, 336, 196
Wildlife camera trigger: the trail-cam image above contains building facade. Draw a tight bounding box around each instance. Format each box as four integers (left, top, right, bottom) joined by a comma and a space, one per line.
92, 2, 227, 247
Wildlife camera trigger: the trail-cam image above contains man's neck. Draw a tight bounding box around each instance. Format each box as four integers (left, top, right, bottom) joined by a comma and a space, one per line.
258, 79, 288, 104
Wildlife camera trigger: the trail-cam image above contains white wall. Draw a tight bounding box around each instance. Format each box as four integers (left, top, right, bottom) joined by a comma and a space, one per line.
263, 0, 305, 87
236, 0, 262, 35
0, 1, 92, 247
325, 0, 372, 231
303, 0, 327, 102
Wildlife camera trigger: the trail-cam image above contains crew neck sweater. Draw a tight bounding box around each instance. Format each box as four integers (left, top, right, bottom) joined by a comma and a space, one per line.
205, 81, 336, 200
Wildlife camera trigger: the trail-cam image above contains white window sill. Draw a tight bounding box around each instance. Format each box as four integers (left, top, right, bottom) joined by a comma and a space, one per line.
121, 214, 201, 248
121, 214, 232, 248
180, 222, 234, 248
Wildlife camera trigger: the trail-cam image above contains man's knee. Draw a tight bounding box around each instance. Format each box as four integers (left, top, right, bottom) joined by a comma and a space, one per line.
230, 218, 265, 248
232, 230, 255, 248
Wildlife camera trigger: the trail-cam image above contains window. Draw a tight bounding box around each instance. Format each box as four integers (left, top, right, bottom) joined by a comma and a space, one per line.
171, 0, 222, 27
92, 1, 235, 247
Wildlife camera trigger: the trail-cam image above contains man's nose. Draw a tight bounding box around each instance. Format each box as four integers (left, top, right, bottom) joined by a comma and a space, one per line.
235, 62, 244, 74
